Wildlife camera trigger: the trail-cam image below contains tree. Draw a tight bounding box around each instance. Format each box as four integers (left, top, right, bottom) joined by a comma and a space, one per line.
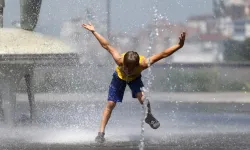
242, 38, 250, 60
223, 39, 250, 61
213, 0, 226, 18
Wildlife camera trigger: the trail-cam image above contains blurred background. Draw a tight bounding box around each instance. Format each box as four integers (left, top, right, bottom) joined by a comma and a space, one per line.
1, 1, 250, 149
3, 0, 249, 94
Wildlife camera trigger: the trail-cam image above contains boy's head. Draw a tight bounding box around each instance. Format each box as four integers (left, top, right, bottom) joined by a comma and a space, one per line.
123, 51, 139, 75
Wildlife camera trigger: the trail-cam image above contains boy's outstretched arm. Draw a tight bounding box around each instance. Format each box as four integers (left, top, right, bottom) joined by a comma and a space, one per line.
82, 23, 122, 66
141, 32, 186, 69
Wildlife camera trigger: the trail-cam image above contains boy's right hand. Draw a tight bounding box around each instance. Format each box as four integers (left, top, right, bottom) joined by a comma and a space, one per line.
178, 32, 186, 48
82, 23, 95, 32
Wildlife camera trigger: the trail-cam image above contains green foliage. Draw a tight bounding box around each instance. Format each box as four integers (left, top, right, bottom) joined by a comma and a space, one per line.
152, 69, 248, 92
223, 39, 250, 61
17, 69, 249, 93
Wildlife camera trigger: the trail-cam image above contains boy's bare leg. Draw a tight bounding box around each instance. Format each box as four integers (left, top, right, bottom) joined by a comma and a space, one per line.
99, 101, 116, 132
136, 92, 144, 104
136, 92, 151, 114
95, 101, 116, 143
136, 92, 160, 129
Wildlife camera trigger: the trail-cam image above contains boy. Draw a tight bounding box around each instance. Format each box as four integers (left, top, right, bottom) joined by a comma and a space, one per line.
82, 23, 186, 143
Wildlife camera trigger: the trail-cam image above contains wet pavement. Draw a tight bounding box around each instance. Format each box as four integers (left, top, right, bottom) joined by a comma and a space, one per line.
0, 93, 250, 150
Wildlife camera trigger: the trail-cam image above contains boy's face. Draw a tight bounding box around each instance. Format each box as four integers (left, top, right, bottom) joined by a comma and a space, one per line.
123, 63, 137, 75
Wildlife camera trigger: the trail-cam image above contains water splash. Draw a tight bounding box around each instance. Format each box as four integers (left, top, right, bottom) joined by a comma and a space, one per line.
139, 1, 159, 149
139, 87, 149, 150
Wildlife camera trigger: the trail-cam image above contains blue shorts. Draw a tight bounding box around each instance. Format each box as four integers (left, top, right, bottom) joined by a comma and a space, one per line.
107, 72, 144, 103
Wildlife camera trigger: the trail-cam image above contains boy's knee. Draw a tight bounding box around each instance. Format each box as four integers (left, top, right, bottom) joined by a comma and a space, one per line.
136, 92, 144, 104
106, 101, 116, 110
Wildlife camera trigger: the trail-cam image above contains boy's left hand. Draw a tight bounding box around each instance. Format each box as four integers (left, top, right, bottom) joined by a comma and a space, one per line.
82, 23, 95, 32
178, 32, 186, 48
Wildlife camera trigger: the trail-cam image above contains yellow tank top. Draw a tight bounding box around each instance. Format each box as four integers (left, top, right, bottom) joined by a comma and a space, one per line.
115, 53, 146, 82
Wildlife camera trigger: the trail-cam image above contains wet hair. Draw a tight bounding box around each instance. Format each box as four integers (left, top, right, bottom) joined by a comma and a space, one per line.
123, 51, 139, 67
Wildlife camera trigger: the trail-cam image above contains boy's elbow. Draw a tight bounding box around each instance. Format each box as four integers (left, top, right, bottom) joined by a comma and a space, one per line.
101, 44, 109, 49
162, 52, 169, 58
101, 45, 107, 49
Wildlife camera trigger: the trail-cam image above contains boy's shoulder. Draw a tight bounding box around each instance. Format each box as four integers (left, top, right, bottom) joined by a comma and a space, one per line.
139, 55, 149, 69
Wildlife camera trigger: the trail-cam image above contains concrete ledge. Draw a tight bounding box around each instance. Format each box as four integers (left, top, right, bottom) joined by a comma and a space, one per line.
16, 92, 250, 103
